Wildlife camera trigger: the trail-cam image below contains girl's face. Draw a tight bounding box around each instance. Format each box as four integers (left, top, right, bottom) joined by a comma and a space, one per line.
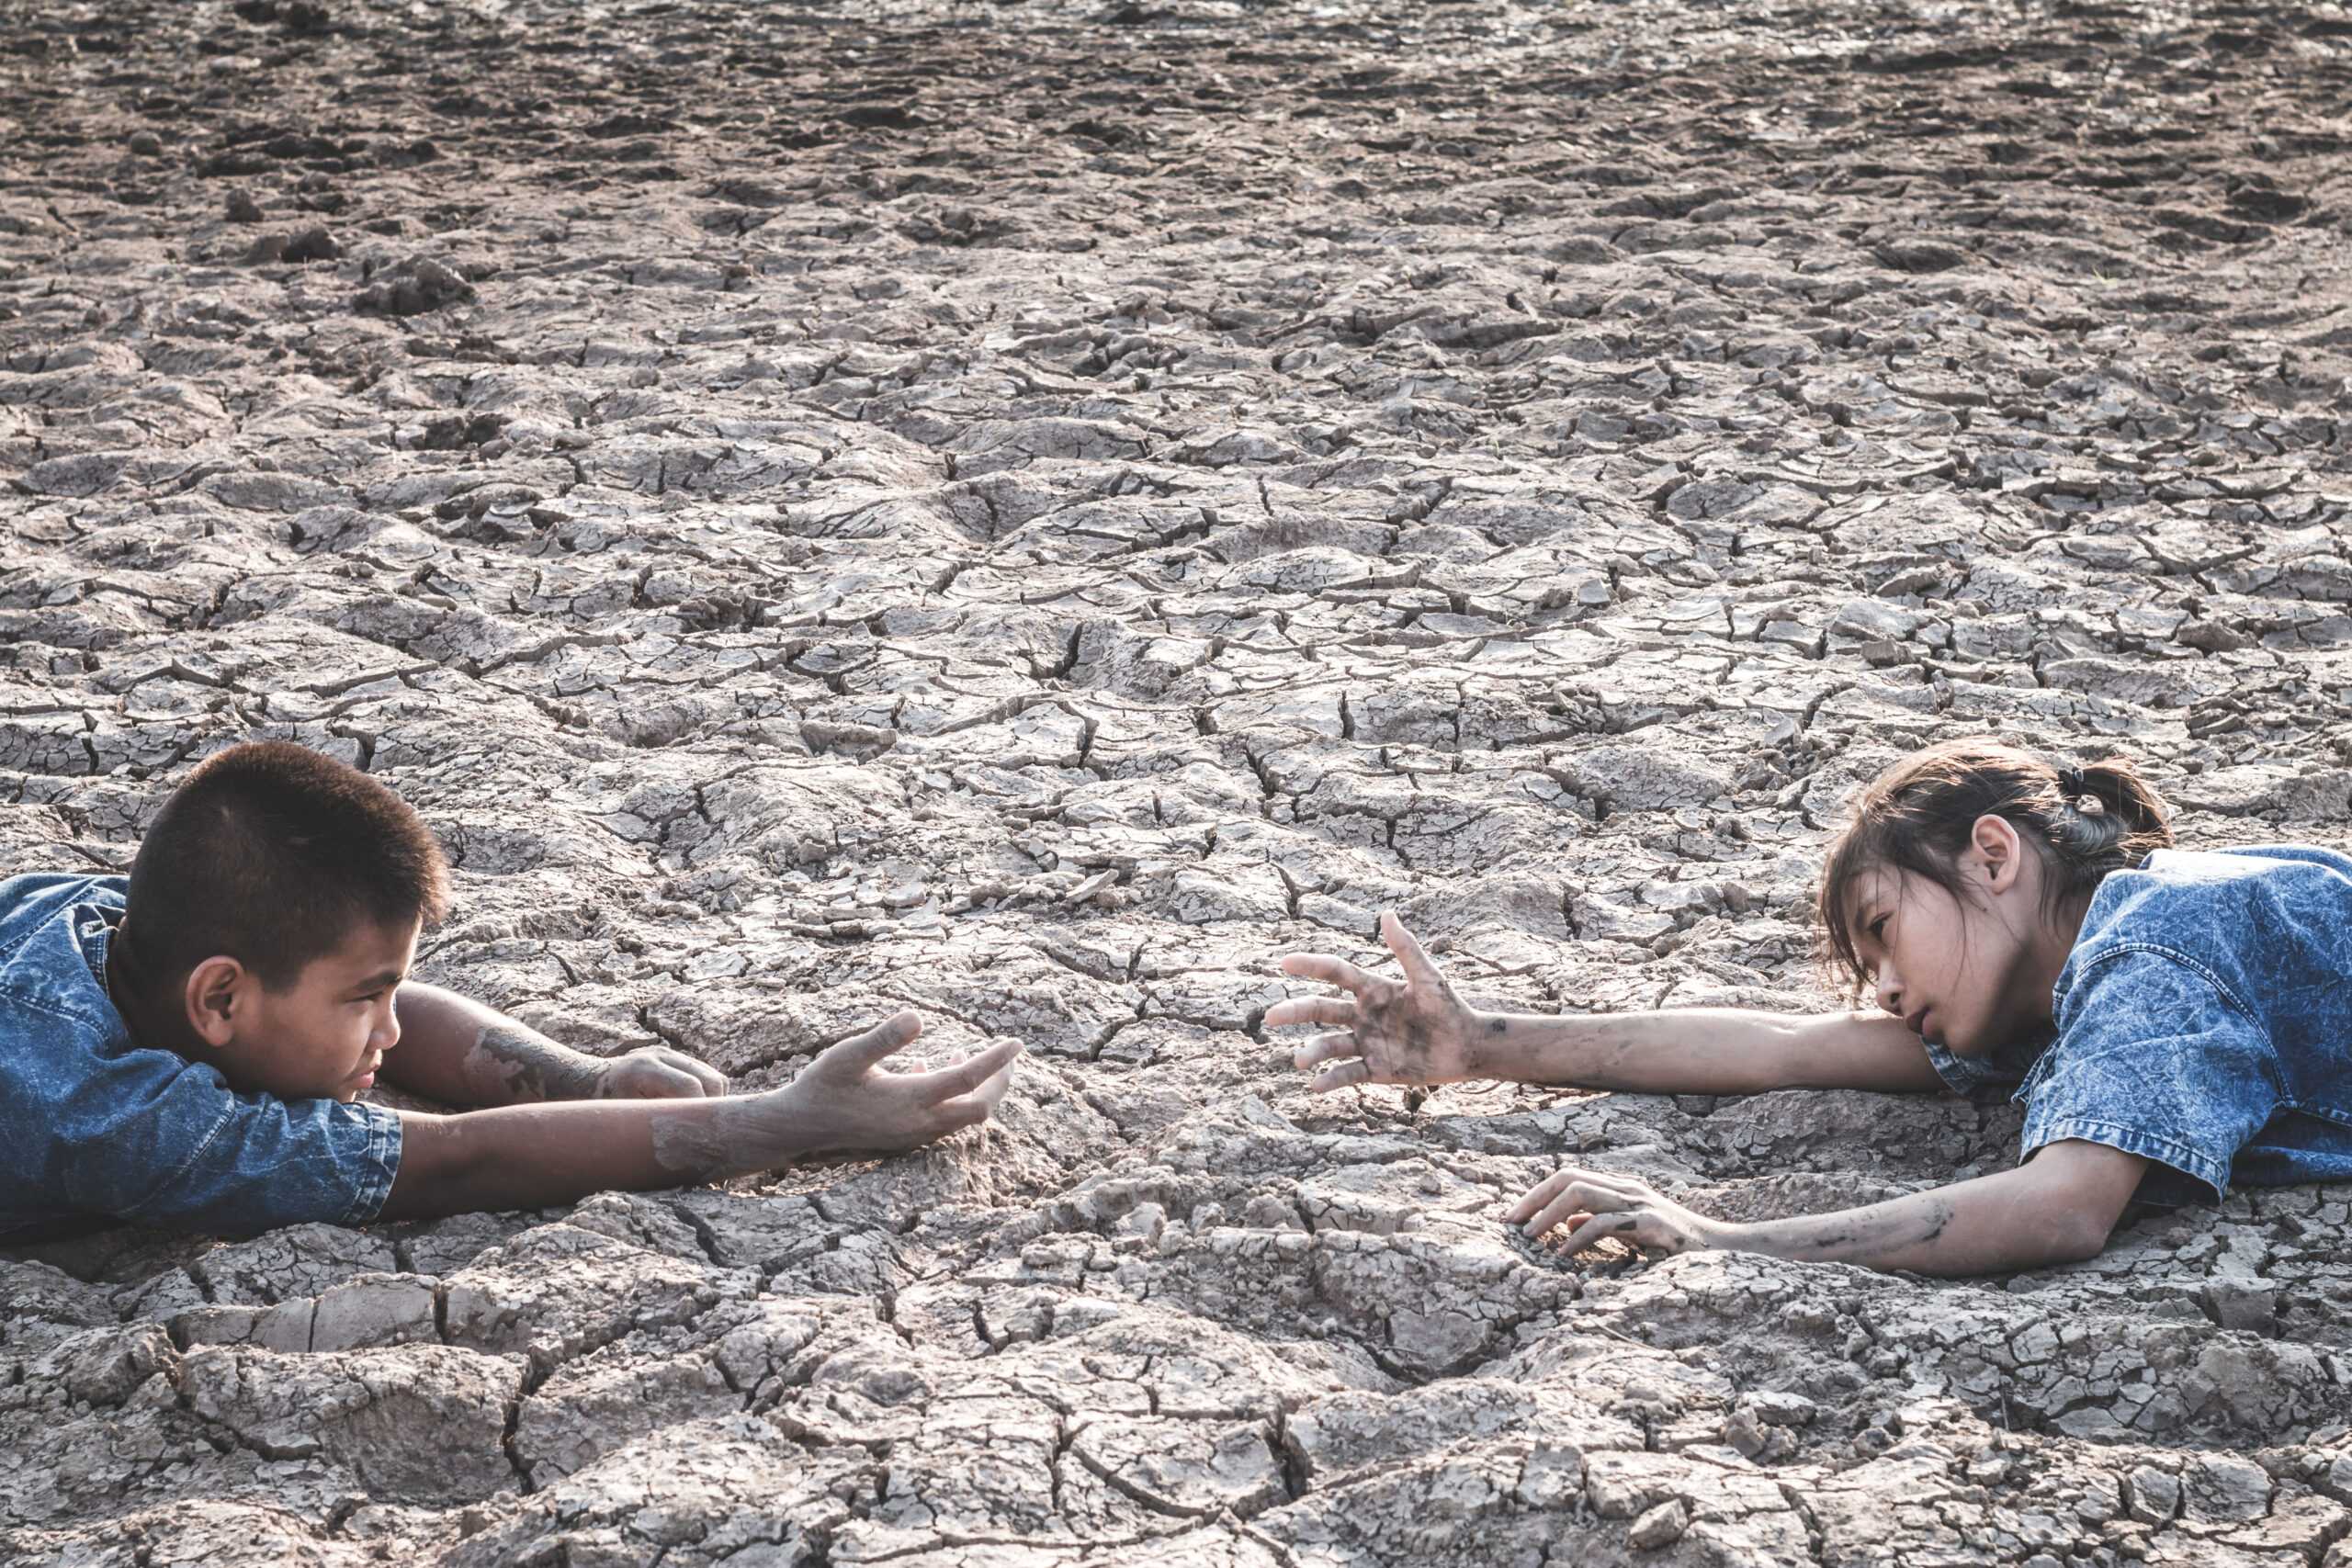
1844, 815, 2076, 1056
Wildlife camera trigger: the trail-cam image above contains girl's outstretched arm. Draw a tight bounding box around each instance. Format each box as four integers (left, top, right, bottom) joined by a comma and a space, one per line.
1509, 1139, 2148, 1277
1265, 913, 1943, 1095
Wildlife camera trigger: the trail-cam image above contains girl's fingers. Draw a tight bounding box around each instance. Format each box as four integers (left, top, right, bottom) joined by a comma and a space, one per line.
1380, 913, 1447, 989
1507, 1171, 1572, 1223
1308, 1057, 1374, 1094
1560, 1212, 1647, 1254
1263, 996, 1359, 1030
1293, 1031, 1361, 1068
1522, 1181, 1626, 1238
1547, 1165, 1652, 1199
1280, 953, 1377, 992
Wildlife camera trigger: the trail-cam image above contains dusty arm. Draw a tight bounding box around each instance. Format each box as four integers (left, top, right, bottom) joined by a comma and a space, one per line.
378, 1012, 1018, 1221
1265, 913, 1943, 1095
1510, 1139, 2149, 1277
376, 981, 725, 1106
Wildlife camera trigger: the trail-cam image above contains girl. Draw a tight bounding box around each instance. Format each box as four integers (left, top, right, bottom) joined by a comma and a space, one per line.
1265, 740, 2352, 1277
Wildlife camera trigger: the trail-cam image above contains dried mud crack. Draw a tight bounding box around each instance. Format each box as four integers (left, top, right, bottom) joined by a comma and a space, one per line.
4, 0, 2352, 1562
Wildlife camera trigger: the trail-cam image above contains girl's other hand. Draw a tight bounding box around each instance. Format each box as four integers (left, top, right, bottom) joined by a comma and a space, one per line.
1507, 1166, 1723, 1258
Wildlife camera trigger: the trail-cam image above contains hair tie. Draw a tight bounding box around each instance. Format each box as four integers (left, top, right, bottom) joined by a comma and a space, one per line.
2057, 767, 2086, 800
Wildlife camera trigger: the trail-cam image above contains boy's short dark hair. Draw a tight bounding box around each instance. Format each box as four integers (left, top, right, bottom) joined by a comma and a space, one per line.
124, 740, 450, 990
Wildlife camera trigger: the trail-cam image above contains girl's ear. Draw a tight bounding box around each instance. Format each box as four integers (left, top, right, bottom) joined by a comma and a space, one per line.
1970, 813, 2029, 894
182, 956, 246, 1049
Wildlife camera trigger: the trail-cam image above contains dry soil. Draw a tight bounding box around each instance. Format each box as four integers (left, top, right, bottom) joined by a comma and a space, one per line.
5, 0, 2352, 1564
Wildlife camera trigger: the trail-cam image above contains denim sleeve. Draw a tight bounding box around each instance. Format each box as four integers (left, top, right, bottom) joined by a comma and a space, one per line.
56, 1056, 404, 1235
1921, 1027, 2052, 1104
2026, 949, 2273, 1207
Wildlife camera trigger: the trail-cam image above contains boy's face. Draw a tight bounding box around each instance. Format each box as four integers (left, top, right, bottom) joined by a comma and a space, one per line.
192, 920, 419, 1103
1845, 818, 2057, 1058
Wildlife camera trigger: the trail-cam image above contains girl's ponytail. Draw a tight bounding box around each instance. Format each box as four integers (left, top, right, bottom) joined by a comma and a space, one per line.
1817, 741, 2176, 998
2064, 761, 2172, 840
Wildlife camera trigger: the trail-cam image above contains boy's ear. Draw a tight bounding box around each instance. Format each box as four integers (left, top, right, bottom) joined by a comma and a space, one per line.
183, 956, 247, 1049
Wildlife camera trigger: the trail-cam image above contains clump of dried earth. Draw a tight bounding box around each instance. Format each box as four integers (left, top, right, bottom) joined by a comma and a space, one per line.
4, 0, 2352, 1562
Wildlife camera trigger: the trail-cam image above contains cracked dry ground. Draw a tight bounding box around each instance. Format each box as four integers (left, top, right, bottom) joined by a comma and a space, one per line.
4, 0, 2352, 1564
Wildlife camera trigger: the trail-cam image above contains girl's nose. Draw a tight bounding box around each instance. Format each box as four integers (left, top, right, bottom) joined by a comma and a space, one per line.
1874, 966, 1902, 1017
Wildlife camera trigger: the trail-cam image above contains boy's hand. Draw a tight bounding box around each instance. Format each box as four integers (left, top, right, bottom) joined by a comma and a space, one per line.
1507, 1166, 1722, 1258
1264, 913, 1486, 1091
592, 1046, 728, 1100
766, 1010, 1022, 1156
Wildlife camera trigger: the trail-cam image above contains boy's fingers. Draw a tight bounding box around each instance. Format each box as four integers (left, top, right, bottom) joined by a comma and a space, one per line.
1280, 953, 1375, 992
935, 1066, 1016, 1125
1292, 1032, 1360, 1068
826, 1010, 924, 1074
1380, 913, 1445, 987
1263, 996, 1357, 1030
650, 1049, 728, 1096
916, 1039, 1022, 1097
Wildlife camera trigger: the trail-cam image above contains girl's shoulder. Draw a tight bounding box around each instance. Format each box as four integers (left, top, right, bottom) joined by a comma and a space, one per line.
2072, 843, 2352, 987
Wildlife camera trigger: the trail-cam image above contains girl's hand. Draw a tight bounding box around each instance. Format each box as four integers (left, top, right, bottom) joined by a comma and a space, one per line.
1507, 1166, 1724, 1258
592, 1045, 729, 1100
1264, 914, 1484, 1091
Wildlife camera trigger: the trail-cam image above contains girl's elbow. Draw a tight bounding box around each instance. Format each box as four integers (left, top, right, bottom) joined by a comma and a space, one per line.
2047, 1204, 2119, 1264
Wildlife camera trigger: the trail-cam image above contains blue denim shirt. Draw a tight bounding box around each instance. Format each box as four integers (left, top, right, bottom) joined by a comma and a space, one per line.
0, 872, 401, 1242
1926, 844, 2352, 1207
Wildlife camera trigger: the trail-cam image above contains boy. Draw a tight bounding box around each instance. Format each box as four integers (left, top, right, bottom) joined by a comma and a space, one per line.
0, 741, 1018, 1242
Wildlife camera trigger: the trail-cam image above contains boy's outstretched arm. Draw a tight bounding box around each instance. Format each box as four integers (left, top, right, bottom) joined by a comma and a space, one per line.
376, 1011, 1017, 1221
379, 981, 726, 1106
1264, 913, 1940, 1096
1508, 1139, 2147, 1276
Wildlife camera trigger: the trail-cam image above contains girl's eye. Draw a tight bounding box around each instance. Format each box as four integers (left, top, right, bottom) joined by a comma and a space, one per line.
1868, 916, 1889, 941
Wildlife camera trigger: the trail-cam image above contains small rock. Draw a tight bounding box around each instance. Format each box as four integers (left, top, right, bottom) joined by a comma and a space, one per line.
1629, 1496, 1690, 1551
226, 191, 266, 223
127, 130, 162, 156
245, 226, 339, 265
354, 256, 476, 317
2185, 1454, 2273, 1523
2127, 1465, 2181, 1524
2202, 1279, 2278, 1337
1724, 1405, 1767, 1459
